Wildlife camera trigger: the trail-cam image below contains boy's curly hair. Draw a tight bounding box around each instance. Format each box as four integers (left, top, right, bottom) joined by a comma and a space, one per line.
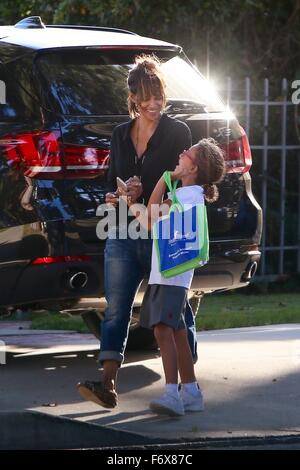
193, 138, 226, 203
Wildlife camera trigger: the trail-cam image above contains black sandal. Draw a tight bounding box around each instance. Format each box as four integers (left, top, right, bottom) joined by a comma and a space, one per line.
77, 380, 118, 408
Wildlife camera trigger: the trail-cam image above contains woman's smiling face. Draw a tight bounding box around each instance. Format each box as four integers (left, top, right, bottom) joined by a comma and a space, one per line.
134, 93, 164, 121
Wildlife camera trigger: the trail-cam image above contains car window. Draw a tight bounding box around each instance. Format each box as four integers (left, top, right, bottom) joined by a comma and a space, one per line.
162, 56, 224, 112
36, 49, 225, 116
0, 62, 20, 120
0, 42, 31, 63
0, 58, 39, 121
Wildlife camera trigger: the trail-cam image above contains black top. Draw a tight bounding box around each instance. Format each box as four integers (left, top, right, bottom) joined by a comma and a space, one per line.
107, 114, 192, 205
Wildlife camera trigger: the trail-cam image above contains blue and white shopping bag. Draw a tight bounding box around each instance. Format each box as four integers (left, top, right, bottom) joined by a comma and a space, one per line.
153, 171, 209, 278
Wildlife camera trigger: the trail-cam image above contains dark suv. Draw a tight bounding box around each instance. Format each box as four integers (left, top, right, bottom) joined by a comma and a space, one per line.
0, 16, 262, 348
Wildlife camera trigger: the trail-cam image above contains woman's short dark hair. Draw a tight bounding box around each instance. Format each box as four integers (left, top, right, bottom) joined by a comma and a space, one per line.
127, 54, 167, 118
193, 138, 226, 203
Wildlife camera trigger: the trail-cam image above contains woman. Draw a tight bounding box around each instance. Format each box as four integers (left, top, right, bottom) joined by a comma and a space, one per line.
77, 55, 197, 409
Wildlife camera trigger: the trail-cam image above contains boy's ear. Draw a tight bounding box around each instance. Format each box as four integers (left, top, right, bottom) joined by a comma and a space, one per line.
190, 165, 198, 175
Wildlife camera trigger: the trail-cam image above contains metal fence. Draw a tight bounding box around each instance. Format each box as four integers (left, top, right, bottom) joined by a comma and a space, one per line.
224, 77, 300, 277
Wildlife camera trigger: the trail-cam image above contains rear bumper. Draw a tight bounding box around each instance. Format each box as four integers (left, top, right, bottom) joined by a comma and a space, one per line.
191, 250, 261, 293
72, 249, 261, 312
7, 258, 103, 307
4, 248, 260, 309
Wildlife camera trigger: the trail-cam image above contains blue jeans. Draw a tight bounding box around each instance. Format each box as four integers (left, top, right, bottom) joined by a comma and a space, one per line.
99, 237, 197, 365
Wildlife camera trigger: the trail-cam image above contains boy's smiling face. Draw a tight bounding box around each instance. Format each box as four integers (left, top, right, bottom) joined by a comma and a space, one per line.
174, 146, 198, 176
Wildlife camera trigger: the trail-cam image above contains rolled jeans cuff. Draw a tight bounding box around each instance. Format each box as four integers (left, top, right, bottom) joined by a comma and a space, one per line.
98, 350, 124, 366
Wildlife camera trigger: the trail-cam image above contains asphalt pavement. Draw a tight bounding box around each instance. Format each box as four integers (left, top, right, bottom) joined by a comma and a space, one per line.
1, 322, 300, 449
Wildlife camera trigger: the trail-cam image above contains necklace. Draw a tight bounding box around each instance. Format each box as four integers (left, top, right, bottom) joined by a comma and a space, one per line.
135, 118, 145, 166
135, 118, 140, 157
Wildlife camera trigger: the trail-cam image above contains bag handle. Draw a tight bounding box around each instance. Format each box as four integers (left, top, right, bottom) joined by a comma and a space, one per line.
163, 171, 183, 212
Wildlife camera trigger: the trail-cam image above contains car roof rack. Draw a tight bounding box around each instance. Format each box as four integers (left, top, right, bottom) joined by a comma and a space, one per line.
14, 16, 137, 35
46, 25, 137, 35
15, 16, 46, 29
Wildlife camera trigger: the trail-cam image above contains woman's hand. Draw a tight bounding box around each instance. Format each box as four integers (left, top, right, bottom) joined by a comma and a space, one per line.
105, 191, 119, 207
124, 176, 143, 203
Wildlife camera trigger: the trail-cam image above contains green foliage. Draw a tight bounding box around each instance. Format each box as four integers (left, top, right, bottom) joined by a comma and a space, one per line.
1, 0, 299, 81
196, 292, 300, 331
2, 293, 300, 332
30, 311, 89, 332
0, 309, 89, 332
0, 0, 56, 24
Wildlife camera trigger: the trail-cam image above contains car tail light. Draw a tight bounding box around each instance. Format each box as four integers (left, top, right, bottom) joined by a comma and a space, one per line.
1, 131, 109, 179
31, 255, 91, 265
220, 129, 252, 173
63, 145, 110, 179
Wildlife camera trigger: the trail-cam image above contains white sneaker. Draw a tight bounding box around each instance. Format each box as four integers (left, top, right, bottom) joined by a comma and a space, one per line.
150, 392, 185, 417
180, 387, 204, 412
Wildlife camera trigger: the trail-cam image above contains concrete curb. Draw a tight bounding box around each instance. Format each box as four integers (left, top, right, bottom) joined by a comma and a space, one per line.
0, 411, 165, 450
1, 411, 300, 450
87, 434, 300, 450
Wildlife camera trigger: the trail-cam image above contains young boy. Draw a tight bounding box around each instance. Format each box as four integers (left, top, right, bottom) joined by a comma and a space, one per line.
123, 138, 225, 416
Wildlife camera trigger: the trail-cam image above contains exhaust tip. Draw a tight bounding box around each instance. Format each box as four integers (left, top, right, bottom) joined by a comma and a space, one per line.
241, 261, 258, 282
69, 271, 88, 290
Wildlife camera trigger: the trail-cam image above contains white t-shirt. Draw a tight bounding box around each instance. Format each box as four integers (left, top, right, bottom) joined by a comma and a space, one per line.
149, 185, 204, 288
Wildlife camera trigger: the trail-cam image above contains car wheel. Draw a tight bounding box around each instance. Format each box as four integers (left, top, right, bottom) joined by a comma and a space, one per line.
189, 293, 204, 316
81, 310, 102, 339
81, 308, 158, 351
126, 308, 158, 351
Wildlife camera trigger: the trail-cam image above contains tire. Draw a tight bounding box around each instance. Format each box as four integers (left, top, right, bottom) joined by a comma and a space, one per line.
81, 309, 158, 351
126, 324, 158, 351
189, 293, 204, 316
81, 310, 102, 339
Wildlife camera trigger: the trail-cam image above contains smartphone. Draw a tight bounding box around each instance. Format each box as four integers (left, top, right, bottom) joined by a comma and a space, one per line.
116, 176, 128, 192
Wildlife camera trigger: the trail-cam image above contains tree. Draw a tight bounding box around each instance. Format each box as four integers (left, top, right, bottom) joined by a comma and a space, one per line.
1, 1, 299, 81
